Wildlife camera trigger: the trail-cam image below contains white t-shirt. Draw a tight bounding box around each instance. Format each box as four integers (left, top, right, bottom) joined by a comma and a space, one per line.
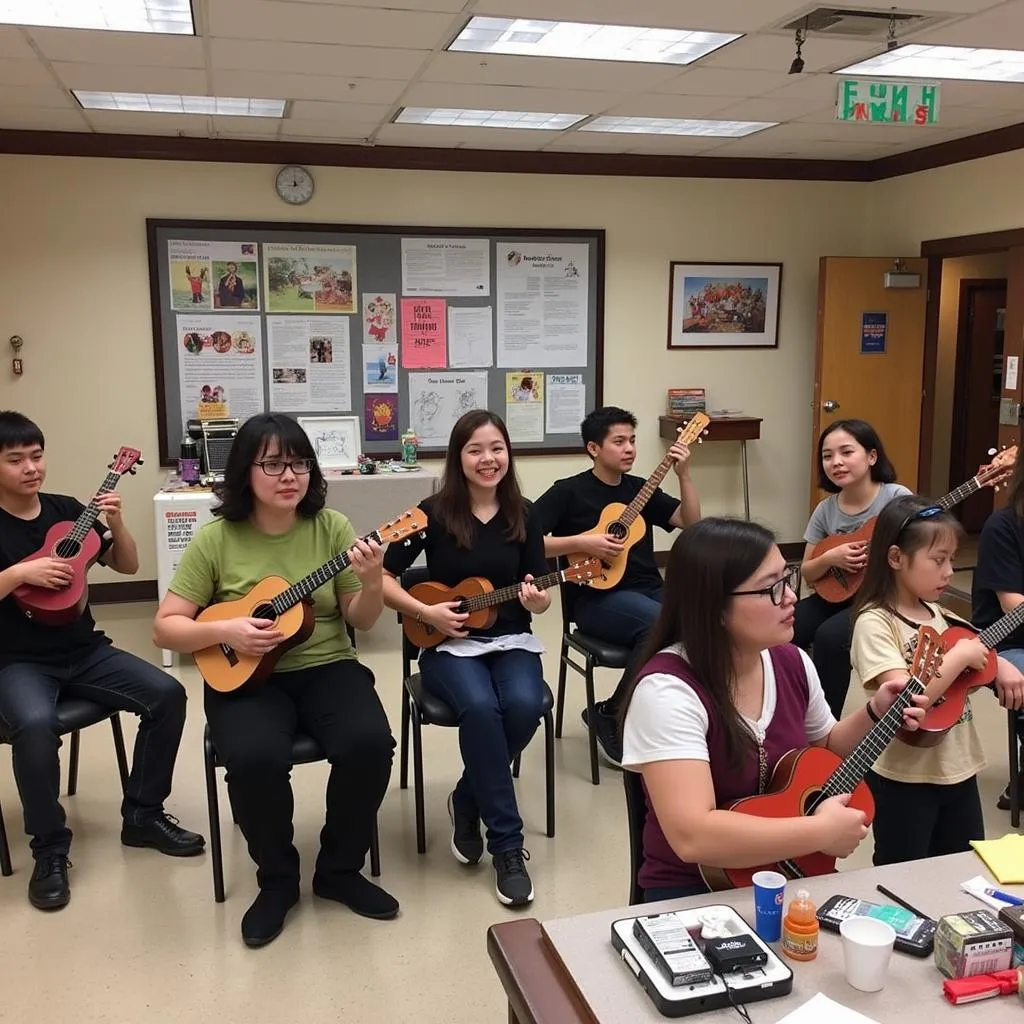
621, 645, 836, 769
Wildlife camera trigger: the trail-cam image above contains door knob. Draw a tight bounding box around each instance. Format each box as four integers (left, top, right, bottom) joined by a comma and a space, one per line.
823, 399, 840, 412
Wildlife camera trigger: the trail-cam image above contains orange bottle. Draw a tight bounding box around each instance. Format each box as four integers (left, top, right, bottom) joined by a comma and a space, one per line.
782, 889, 819, 962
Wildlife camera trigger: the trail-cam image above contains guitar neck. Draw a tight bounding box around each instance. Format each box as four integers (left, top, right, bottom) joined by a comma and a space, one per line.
937, 477, 981, 512
816, 675, 926, 802
619, 454, 676, 529
979, 601, 1024, 649
270, 529, 383, 614
68, 471, 122, 544
455, 569, 567, 613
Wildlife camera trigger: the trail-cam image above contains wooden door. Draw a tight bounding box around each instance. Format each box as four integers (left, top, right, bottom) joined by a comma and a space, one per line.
810, 257, 929, 511
994, 246, 1024, 511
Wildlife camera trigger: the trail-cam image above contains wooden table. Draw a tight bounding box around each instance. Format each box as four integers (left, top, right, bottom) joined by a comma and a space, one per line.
659, 415, 762, 519
488, 852, 1024, 1024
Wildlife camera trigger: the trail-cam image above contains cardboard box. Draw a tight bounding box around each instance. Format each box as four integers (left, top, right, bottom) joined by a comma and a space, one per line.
998, 905, 1024, 968
934, 910, 1014, 979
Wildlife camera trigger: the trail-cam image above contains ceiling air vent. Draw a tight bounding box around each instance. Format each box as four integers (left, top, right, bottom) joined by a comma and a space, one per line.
776, 7, 943, 38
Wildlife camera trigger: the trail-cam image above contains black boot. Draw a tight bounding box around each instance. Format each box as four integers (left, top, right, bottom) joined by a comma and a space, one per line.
28, 854, 71, 910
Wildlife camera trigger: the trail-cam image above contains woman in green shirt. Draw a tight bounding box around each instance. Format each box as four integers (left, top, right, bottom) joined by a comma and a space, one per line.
154, 413, 397, 949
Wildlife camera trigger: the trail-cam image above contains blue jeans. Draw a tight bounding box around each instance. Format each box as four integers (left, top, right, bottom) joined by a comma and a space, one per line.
418, 647, 545, 854
574, 585, 663, 710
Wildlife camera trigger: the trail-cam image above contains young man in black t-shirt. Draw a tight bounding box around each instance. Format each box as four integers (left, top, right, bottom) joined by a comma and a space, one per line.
532, 406, 701, 765
0, 411, 204, 911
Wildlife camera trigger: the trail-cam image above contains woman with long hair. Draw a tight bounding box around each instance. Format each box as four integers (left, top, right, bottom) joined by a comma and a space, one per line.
154, 413, 397, 948
382, 410, 549, 908
620, 517, 926, 902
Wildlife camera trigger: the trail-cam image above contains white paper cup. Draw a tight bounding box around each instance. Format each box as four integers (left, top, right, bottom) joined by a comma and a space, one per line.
840, 916, 896, 992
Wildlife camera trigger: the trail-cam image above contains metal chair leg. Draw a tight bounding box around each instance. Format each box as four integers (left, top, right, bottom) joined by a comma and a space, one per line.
66, 730, 81, 797
0, 798, 12, 877
544, 710, 555, 839
1010, 709, 1020, 830
109, 714, 130, 792
203, 731, 226, 903
370, 817, 381, 878
512, 753, 521, 778
411, 706, 426, 855
584, 660, 600, 786
399, 689, 410, 790
555, 637, 570, 738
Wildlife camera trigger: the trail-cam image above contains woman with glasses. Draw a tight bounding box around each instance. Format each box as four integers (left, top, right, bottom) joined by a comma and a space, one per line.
619, 517, 926, 902
154, 413, 398, 948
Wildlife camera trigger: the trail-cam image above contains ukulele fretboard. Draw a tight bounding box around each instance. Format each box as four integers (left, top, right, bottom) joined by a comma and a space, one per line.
67, 471, 122, 545
937, 477, 981, 511
979, 601, 1024, 649
453, 569, 566, 613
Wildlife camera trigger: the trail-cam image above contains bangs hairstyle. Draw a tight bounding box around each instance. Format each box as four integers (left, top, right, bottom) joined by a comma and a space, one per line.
852, 494, 963, 618
619, 517, 777, 767
0, 410, 44, 452
432, 410, 526, 549
212, 413, 326, 522
581, 406, 637, 455
818, 418, 898, 493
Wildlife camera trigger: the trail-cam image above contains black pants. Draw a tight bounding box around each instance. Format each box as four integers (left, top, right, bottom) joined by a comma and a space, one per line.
792, 594, 853, 718
866, 771, 984, 866
204, 659, 394, 891
0, 644, 187, 857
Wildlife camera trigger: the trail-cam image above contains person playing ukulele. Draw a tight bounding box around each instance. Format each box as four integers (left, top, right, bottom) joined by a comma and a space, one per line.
619, 517, 926, 901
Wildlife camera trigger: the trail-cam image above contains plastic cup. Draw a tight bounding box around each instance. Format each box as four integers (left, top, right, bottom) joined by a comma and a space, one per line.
840, 916, 896, 992
752, 870, 787, 942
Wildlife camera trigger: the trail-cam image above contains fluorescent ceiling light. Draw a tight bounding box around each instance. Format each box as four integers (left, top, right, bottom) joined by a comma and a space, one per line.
73, 92, 287, 117
0, 0, 195, 34
580, 116, 775, 137
449, 16, 739, 65
395, 107, 586, 130
837, 44, 1024, 82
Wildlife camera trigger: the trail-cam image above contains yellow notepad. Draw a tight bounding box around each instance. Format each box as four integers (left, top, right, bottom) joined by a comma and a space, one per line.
971, 833, 1024, 884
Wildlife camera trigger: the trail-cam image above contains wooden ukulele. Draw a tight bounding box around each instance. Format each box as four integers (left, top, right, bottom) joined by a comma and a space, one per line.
698, 633, 943, 892
13, 446, 143, 626
195, 507, 427, 693
811, 446, 1017, 603
403, 557, 606, 648
567, 412, 710, 591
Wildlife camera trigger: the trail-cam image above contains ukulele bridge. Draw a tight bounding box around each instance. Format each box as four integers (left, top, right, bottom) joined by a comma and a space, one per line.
218, 643, 239, 667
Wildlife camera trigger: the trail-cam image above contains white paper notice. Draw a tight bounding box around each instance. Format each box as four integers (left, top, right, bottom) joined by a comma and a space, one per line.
266, 316, 352, 413
504, 371, 544, 443
1007, 355, 1019, 391
448, 306, 494, 368
408, 371, 488, 447
401, 238, 490, 297
176, 315, 264, 427
496, 243, 589, 368
546, 374, 587, 434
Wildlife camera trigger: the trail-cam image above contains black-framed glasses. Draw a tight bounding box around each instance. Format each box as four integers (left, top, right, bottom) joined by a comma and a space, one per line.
896, 504, 944, 537
732, 565, 800, 606
255, 458, 314, 476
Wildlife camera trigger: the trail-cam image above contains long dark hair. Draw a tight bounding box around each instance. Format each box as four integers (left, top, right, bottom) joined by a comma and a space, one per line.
852, 494, 963, 618
620, 518, 777, 767
818, 419, 898, 493
431, 410, 526, 549
212, 413, 326, 522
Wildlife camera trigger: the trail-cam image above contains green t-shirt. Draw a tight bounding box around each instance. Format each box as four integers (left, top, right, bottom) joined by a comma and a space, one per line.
169, 508, 361, 672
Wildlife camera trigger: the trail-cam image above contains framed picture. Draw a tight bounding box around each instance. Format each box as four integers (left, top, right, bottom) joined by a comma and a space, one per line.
667, 262, 782, 350
298, 415, 361, 471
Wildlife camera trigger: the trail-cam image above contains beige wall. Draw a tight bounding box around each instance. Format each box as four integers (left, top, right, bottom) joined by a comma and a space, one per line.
931, 252, 1009, 496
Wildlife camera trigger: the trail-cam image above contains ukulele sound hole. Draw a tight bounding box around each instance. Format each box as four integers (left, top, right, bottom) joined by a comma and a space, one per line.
54, 537, 81, 560
252, 603, 276, 622
803, 789, 827, 816
607, 521, 628, 541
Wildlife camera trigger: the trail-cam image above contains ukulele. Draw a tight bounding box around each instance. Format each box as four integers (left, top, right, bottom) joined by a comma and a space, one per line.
811, 446, 1017, 603
195, 507, 427, 693
13, 446, 144, 626
567, 412, 710, 591
697, 633, 943, 892
402, 557, 606, 649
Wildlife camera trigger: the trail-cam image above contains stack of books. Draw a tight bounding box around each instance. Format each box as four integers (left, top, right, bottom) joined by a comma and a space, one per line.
667, 388, 707, 417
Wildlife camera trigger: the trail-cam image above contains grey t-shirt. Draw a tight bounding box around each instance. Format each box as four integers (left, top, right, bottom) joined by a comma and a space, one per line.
804, 482, 912, 544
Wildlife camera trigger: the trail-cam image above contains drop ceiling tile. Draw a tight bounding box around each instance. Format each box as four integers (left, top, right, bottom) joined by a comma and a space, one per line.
399, 81, 621, 115
374, 122, 559, 148
288, 99, 394, 121
763, 73, 846, 102
601, 93, 738, 118
542, 131, 652, 151
27, 28, 205, 67
624, 134, 737, 154
280, 118, 384, 140
210, 39, 428, 78
656, 67, 796, 96
84, 111, 212, 135
0, 59, 59, 86
0, 84, 73, 108
51, 64, 208, 95
0, 105, 88, 131
269, 0, 467, 8
699, 33, 880, 73
0, 27, 36, 60
917, 0, 1024, 46
209, 71, 409, 106
932, 79, 1024, 109
709, 95, 829, 121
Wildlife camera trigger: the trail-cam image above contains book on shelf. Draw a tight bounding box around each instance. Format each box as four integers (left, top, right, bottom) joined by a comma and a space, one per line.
667, 388, 706, 416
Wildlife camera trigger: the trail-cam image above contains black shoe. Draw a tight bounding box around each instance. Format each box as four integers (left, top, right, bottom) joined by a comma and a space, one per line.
493, 848, 534, 907
312, 872, 399, 920
581, 702, 623, 768
121, 813, 205, 857
448, 791, 483, 866
997, 777, 1024, 811
28, 854, 71, 911
241, 887, 299, 948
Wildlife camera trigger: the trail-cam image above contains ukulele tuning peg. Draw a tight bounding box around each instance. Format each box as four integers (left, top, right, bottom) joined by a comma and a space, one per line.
989, 447, 998, 456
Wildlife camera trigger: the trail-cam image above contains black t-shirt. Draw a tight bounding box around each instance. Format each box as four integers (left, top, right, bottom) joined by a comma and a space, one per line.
972, 506, 1024, 650
0, 493, 112, 667
532, 469, 679, 596
382, 494, 548, 638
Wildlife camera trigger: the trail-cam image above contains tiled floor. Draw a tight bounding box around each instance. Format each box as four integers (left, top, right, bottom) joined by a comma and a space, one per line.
0, 592, 1018, 1024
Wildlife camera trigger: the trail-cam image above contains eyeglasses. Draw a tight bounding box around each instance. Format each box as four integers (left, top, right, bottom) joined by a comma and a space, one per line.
896, 504, 944, 537
255, 458, 314, 476
731, 565, 800, 607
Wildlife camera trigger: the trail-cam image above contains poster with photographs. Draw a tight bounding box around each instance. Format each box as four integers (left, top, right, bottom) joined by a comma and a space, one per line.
266, 316, 352, 413
168, 239, 259, 312
264, 243, 358, 314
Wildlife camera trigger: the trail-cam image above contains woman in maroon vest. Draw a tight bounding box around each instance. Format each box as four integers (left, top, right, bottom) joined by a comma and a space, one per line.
620, 517, 926, 902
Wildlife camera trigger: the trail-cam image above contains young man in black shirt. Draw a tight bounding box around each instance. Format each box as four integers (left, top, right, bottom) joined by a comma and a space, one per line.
533, 406, 701, 765
0, 411, 204, 911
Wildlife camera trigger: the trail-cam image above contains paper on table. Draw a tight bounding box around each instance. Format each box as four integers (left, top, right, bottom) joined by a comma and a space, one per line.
962, 873, 1018, 911
777, 993, 881, 1024
971, 833, 1024, 884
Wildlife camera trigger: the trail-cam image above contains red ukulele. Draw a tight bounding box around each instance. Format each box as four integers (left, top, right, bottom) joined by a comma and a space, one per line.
698, 634, 943, 891
13, 447, 143, 626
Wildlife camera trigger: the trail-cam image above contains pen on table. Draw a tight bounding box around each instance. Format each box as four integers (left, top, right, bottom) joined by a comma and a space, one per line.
876, 884, 933, 921
984, 888, 1024, 906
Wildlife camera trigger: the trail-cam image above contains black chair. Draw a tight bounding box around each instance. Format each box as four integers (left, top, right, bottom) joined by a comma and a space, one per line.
623, 768, 646, 906
1009, 710, 1020, 829
203, 725, 382, 903
0, 698, 130, 876
555, 557, 631, 785
397, 566, 556, 855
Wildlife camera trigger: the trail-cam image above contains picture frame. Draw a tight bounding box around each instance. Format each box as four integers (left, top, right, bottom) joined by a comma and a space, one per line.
667, 261, 782, 350
298, 415, 362, 471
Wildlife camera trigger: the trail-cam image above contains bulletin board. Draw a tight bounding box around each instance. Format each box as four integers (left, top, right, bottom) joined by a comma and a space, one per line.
146, 219, 605, 466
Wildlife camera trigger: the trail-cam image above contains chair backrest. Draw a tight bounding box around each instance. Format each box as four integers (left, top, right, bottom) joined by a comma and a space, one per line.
623, 768, 647, 905
398, 565, 431, 677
